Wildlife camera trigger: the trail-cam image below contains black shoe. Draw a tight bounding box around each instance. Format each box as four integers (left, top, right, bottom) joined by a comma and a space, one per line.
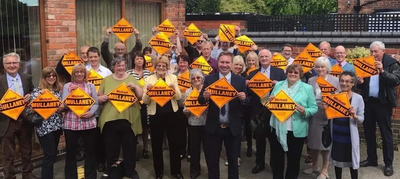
246, 147, 252, 157
143, 150, 150, 159
360, 159, 378, 167
155, 175, 163, 179
187, 155, 191, 162
251, 165, 265, 174
190, 173, 200, 179
171, 174, 184, 179
97, 163, 106, 172
384, 165, 394, 176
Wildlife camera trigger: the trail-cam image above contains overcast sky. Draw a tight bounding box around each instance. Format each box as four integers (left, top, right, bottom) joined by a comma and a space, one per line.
19, 0, 38, 6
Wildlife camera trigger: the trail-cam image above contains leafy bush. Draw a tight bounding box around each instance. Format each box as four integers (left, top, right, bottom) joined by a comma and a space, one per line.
346, 46, 370, 64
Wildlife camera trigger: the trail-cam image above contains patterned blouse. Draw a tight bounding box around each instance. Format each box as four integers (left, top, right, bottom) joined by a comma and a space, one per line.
26, 87, 63, 137
180, 87, 208, 126
126, 69, 151, 80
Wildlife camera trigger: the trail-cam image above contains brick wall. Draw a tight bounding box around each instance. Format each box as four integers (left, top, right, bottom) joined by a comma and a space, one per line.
338, 0, 400, 14
166, 0, 186, 35
186, 20, 246, 30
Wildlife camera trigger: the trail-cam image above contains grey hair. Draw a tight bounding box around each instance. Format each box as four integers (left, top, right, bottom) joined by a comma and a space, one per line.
3, 52, 20, 64
190, 68, 205, 83
314, 57, 332, 73
258, 49, 272, 58
370, 41, 385, 50
339, 71, 357, 91
111, 55, 127, 70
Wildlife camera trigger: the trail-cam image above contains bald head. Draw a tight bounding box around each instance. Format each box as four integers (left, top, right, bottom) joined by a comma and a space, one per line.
335, 45, 346, 63
114, 42, 127, 56
80, 46, 90, 62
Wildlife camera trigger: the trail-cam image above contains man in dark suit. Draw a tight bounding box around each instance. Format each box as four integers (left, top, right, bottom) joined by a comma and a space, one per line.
0, 53, 35, 179
358, 41, 400, 176
247, 49, 286, 174
199, 51, 249, 179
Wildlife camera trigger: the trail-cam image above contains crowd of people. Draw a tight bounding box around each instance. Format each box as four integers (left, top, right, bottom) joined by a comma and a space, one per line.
0, 25, 399, 179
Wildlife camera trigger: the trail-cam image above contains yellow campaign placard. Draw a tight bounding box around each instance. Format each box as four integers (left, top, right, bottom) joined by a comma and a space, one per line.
138, 78, 145, 87
322, 92, 351, 119
190, 56, 213, 75
157, 19, 176, 38
107, 82, 138, 113
63, 87, 95, 118
62, 51, 84, 75
0, 89, 26, 120
183, 23, 203, 45
144, 55, 154, 73
184, 88, 208, 118
271, 53, 288, 70
234, 35, 255, 53
112, 17, 134, 43
248, 71, 273, 98
177, 71, 191, 93
149, 32, 172, 55
87, 69, 103, 93
266, 90, 297, 123
316, 76, 338, 96
29, 89, 61, 120
146, 79, 176, 107
205, 77, 238, 109
353, 56, 378, 78
219, 24, 236, 42
293, 50, 315, 73
246, 66, 258, 76
304, 43, 323, 61
330, 64, 343, 78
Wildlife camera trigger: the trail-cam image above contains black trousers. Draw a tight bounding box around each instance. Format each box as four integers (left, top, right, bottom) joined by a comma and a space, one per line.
243, 107, 252, 148
363, 98, 394, 166
64, 128, 97, 179
270, 129, 305, 179
103, 119, 137, 176
177, 108, 189, 156
150, 112, 182, 176
254, 126, 272, 167
38, 130, 62, 179
189, 125, 205, 176
203, 127, 241, 179
96, 117, 106, 165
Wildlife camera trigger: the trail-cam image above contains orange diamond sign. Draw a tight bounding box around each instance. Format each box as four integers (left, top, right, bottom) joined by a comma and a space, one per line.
322, 92, 351, 119
246, 66, 258, 76
190, 56, 213, 75
271, 53, 288, 70
293, 50, 315, 73
219, 24, 236, 42
30, 89, 61, 120
304, 43, 323, 61
149, 32, 172, 55
177, 71, 191, 93
205, 77, 238, 109
157, 19, 176, 38
112, 17, 134, 43
330, 64, 343, 78
63, 87, 95, 118
0, 89, 26, 120
353, 56, 378, 78
184, 88, 208, 118
316, 76, 338, 96
146, 79, 176, 107
62, 51, 84, 75
248, 72, 273, 98
145, 55, 154, 73
267, 90, 297, 123
87, 69, 103, 92
183, 23, 203, 45
234, 35, 255, 53
107, 82, 138, 113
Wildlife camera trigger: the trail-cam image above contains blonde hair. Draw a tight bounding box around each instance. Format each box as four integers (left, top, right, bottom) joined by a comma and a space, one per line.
154, 56, 170, 70
39, 67, 62, 91
71, 63, 88, 82
246, 51, 259, 68
232, 55, 246, 74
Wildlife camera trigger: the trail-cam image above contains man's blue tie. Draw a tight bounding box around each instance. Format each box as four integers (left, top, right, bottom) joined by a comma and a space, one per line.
221, 105, 226, 116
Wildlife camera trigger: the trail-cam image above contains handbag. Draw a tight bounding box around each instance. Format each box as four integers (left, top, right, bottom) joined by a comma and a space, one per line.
321, 119, 332, 148
250, 108, 267, 135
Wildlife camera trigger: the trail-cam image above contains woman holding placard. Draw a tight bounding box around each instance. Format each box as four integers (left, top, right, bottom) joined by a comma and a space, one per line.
142, 56, 183, 179
25, 67, 63, 179
245, 51, 259, 75
61, 63, 99, 179
304, 57, 340, 179
97, 56, 143, 179
180, 68, 207, 179
126, 51, 152, 160
321, 71, 364, 179
268, 64, 318, 179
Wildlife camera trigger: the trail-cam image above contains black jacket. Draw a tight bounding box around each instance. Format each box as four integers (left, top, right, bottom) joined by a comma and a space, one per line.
101, 38, 142, 69
357, 54, 400, 107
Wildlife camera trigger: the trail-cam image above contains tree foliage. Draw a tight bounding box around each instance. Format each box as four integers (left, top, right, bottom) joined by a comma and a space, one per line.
186, 0, 221, 13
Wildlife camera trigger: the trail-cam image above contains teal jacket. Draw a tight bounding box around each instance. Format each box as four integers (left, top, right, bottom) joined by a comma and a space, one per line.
269, 80, 318, 151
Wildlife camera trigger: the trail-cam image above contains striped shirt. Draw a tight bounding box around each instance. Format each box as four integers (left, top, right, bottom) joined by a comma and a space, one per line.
62, 82, 99, 131
126, 69, 151, 80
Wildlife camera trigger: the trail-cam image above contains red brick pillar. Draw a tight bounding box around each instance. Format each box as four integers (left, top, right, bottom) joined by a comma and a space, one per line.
165, 0, 186, 34
45, 0, 77, 67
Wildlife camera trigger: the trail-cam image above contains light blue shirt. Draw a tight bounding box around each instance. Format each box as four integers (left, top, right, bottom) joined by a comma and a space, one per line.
219, 72, 232, 123
6, 73, 23, 96
369, 75, 380, 97
260, 66, 271, 78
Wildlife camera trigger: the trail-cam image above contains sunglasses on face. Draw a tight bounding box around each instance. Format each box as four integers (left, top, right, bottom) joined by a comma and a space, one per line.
288, 71, 299, 74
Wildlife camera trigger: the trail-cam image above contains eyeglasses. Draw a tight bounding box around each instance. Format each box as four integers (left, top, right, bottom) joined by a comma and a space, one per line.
340, 80, 354, 84
191, 76, 202, 80
288, 71, 300, 74
4, 62, 19, 65
197, 40, 204, 43
156, 65, 167, 69
45, 74, 57, 79
335, 52, 346, 55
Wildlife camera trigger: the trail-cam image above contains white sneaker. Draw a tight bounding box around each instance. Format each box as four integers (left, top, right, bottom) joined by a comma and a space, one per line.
303, 167, 320, 175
